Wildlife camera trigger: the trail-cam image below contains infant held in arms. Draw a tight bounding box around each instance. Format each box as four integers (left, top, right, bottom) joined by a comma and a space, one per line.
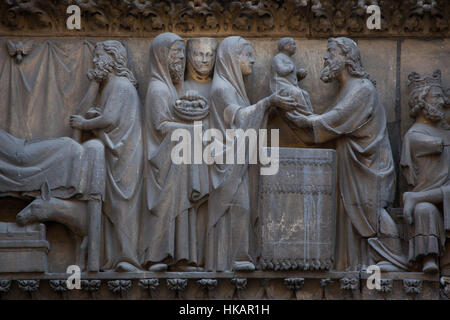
270, 37, 313, 116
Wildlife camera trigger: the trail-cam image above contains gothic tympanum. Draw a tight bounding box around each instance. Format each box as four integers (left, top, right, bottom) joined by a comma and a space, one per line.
1, 31, 449, 298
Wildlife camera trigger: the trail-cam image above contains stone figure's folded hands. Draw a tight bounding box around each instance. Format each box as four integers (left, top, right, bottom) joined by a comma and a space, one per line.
85, 107, 102, 119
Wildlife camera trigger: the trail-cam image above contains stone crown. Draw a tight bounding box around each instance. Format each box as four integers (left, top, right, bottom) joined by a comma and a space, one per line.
408, 69, 442, 91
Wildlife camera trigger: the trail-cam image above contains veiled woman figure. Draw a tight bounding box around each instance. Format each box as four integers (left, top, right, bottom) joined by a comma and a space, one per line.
205, 36, 297, 271
140, 33, 203, 271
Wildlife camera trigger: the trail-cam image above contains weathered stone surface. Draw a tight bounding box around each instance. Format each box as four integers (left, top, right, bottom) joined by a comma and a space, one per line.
0, 2, 448, 300
0, 223, 49, 273
400, 39, 450, 135
259, 148, 336, 271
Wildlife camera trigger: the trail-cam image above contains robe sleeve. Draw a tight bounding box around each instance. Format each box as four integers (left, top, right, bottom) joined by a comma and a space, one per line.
400, 130, 443, 186
215, 87, 267, 131
406, 131, 443, 157
101, 83, 130, 130
310, 82, 375, 144
146, 82, 173, 134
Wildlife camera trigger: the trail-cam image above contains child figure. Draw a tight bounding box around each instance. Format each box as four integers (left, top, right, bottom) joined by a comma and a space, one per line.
270, 37, 313, 115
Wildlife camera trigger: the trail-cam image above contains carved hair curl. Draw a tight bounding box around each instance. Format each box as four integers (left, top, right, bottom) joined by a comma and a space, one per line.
408, 86, 431, 118
328, 37, 376, 86
97, 40, 138, 88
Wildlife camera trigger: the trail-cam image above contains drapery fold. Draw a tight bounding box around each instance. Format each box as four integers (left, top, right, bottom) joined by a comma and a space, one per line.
0, 39, 96, 140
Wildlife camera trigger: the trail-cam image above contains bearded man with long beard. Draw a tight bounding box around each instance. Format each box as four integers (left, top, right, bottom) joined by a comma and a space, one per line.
286, 37, 408, 272
140, 33, 206, 272
70, 40, 144, 272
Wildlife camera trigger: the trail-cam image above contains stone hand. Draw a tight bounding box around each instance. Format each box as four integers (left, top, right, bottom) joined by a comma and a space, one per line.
181, 90, 206, 103
297, 68, 308, 81
85, 107, 102, 119
69, 115, 86, 130
270, 93, 298, 111
402, 192, 416, 225
285, 110, 311, 128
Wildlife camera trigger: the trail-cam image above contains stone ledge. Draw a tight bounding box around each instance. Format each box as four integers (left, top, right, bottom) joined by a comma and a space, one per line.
0, 271, 444, 300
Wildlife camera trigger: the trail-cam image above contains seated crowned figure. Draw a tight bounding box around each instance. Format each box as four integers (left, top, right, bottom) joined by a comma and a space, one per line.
401, 70, 450, 273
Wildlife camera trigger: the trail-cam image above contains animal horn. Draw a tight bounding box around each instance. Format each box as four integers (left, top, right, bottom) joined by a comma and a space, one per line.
41, 180, 51, 201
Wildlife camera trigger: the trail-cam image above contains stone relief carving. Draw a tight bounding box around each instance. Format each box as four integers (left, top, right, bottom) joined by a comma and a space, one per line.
70, 40, 144, 273
285, 37, 407, 272
1, 1, 448, 36
205, 36, 298, 272
401, 69, 450, 273
140, 32, 205, 272
0, 128, 105, 271
0, 23, 448, 301
270, 37, 313, 125
259, 148, 336, 271
5, 40, 33, 64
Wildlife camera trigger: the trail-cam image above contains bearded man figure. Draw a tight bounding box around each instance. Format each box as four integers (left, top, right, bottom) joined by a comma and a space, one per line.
141, 33, 206, 272
70, 40, 144, 272
286, 37, 408, 272
401, 70, 450, 273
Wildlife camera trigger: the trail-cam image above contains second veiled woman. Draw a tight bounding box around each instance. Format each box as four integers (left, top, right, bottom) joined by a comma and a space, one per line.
205, 36, 297, 271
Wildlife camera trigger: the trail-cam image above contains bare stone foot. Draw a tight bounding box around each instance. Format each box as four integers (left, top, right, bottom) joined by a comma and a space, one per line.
115, 262, 138, 272
233, 261, 255, 272
422, 256, 439, 274
148, 263, 168, 272
171, 265, 204, 272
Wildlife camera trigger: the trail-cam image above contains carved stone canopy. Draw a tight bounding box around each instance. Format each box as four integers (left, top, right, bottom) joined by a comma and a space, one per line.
1, 0, 448, 37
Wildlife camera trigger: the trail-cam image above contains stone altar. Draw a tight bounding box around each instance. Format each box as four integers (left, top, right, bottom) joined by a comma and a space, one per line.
0, 0, 448, 300
259, 147, 336, 271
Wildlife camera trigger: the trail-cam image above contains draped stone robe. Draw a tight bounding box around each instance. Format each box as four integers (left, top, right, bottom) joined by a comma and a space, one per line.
182, 68, 213, 267
304, 78, 401, 271
0, 129, 104, 201
140, 33, 202, 267
401, 122, 450, 262
94, 76, 144, 271
205, 37, 268, 272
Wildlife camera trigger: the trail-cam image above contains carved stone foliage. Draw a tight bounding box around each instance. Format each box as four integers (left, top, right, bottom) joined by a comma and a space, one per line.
403, 279, 423, 294
197, 279, 218, 291
138, 279, 160, 292
107, 280, 132, 295
377, 279, 393, 293
441, 277, 450, 298
0, 0, 448, 36
340, 277, 359, 290
167, 279, 188, 292
49, 280, 68, 293
231, 278, 248, 291
0, 280, 11, 294
284, 278, 305, 291
81, 280, 101, 292
17, 279, 39, 293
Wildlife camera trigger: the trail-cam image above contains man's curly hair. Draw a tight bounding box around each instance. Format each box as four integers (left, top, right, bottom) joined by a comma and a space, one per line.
329, 37, 376, 87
